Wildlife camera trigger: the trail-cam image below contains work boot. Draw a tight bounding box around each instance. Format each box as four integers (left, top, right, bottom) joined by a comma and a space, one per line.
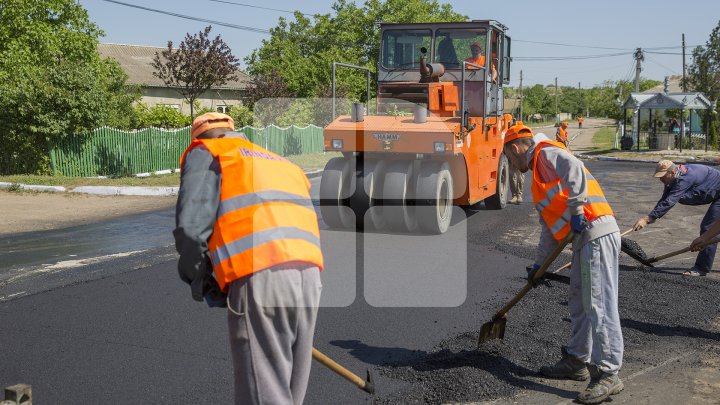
576, 366, 624, 404
539, 347, 589, 380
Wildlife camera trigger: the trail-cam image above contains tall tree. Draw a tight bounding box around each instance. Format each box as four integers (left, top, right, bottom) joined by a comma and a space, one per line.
0, 0, 138, 174
153, 25, 240, 119
686, 20, 720, 148
245, 0, 466, 101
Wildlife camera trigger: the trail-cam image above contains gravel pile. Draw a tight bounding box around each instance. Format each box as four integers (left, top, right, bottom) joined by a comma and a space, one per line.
378, 267, 720, 404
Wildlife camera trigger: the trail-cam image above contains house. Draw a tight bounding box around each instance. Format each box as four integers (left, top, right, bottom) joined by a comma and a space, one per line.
98, 43, 251, 115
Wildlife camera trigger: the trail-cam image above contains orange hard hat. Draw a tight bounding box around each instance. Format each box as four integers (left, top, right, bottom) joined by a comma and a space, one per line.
561, 121, 569, 127
191, 112, 235, 140
504, 121, 533, 144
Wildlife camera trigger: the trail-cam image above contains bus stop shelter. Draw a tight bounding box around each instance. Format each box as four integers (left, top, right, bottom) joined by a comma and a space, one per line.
621, 92, 715, 152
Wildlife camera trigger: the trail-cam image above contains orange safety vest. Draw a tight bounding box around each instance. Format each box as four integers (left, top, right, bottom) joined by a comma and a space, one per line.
556, 127, 569, 142
578, 117, 583, 123
531, 140, 614, 241
180, 138, 324, 292
464, 55, 486, 69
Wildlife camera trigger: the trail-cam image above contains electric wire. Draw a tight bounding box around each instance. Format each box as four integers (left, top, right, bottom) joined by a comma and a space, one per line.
645, 55, 681, 75
99, 0, 271, 34
208, 0, 314, 17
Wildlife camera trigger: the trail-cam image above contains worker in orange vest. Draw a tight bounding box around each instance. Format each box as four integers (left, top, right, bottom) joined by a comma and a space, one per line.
556, 121, 570, 147
578, 116, 584, 129
503, 123, 624, 404
174, 112, 324, 405
464, 42, 486, 68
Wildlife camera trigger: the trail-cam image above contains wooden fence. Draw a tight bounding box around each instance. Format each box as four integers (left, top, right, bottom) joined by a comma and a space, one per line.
49, 125, 324, 177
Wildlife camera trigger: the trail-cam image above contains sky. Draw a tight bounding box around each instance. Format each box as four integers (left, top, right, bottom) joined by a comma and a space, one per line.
78, 0, 719, 88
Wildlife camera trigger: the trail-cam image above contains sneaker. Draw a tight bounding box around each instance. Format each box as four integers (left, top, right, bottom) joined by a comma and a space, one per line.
509, 195, 518, 204
515, 195, 523, 204
682, 266, 709, 277
539, 347, 589, 381
576, 368, 624, 404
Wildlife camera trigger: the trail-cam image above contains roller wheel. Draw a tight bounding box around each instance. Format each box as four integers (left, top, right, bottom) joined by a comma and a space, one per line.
382, 160, 418, 232
416, 161, 453, 234
349, 159, 386, 231
484, 153, 509, 210
319, 157, 355, 229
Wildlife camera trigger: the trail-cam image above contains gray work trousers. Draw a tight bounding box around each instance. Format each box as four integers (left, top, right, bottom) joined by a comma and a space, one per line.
509, 166, 525, 197
566, 231, 624, 375
227, 265, 322, 405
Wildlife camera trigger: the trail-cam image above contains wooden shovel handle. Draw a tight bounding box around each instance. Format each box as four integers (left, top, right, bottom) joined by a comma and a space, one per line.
312, 348, 371, 393
648, 237, 720, 264
554, 228, 633, 273
493, 233, 574, 321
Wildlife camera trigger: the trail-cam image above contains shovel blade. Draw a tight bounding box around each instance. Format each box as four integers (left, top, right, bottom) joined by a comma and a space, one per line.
477, 316, 507, 346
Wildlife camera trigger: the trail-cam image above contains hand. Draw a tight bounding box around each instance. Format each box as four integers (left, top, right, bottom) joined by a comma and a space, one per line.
204, 278, 227, 308
690, 236, 709, 252
570, 214, 587, 233
633, 216, 653, 231
526, 263, 541, 287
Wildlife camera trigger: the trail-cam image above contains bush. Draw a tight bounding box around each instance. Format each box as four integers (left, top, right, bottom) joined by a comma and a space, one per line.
134, 104, 191, 128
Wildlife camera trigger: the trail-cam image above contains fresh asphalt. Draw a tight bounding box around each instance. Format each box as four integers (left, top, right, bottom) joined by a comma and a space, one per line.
0, 160, 718, 404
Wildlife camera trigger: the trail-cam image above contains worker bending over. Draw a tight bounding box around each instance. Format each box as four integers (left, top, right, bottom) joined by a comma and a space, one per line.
633, 159, 720, 276
503, 122, 624, 404
556, 121, 570, 147
174, 112, 324, 404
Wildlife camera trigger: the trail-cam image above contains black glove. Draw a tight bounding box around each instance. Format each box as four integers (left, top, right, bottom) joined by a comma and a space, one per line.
203, 277, 227, 308
570, 214, 588, 234
526, 263, 551, 288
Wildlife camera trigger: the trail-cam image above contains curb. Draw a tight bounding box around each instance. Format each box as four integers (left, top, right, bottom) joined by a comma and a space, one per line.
577, 154, 719, 165
1, 169, 324, 197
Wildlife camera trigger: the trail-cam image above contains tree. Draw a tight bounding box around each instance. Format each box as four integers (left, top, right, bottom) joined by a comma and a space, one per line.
152, 25, 240, 119
245, 0, 466, 101
0, 0, 139, 174
686, 19, 720, 148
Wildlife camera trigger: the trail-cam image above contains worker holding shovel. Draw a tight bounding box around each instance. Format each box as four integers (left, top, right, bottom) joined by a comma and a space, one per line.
503, 122, 624, 404
633, 159, 720, 277
174, 112, 324, 405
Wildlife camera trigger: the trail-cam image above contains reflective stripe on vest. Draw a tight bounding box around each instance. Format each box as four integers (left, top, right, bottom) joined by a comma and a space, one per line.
180, 137, 324, 291
531, 140, 614, 240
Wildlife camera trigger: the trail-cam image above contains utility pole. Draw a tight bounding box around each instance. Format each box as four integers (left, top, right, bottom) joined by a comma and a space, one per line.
634, 48, 644, 92
682, 33, 687, 92
519, 70, 523, 121
555, 76, 559, 122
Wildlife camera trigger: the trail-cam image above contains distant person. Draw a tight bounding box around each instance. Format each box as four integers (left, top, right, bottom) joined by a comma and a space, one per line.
556, 122, 570, 147
578, 116, 583, 129
633, 159, 720, 276
174, 112, 324, 404
437, 36, 459, 68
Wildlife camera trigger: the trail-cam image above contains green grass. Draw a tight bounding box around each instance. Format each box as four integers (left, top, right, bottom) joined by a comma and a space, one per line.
0, 173, 181, 187
592, 126, 618, 151
0, 152, 340, 188
528, 121, 556, 128
286, 152, 341, 171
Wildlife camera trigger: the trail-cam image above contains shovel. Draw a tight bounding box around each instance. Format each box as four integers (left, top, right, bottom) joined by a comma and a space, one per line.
642, 236, 720, 266
478, 233, 574, 346
312, 347, 375, 394
551, 228, 635, 277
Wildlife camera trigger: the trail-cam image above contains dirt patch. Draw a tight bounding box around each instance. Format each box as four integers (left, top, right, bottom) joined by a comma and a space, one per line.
0, 190, 176, 235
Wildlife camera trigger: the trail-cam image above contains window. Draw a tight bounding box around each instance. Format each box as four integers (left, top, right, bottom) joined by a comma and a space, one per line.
216, 105, 230, 113
434, 28, 487, 69
381, 29, 432, 69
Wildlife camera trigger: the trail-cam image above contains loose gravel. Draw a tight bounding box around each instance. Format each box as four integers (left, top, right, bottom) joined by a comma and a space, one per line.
377, 267, 720, 404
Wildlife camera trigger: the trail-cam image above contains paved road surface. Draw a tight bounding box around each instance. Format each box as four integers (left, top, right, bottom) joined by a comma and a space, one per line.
1, 160, 718, 404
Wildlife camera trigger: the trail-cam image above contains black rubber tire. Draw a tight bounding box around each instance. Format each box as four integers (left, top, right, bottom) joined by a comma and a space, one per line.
319, 157, 355, 228
382, 160, 418, 232
416, 161, 453, 234
349, 159, 387, 231
484, 153, 509, 210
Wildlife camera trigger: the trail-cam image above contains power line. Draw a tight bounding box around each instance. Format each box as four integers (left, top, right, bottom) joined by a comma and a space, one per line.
99, 0, 270, 34
513, 51, 632, 61
513, 39, 630, 51
208, 0, 314, 17
645, 55, 681, 75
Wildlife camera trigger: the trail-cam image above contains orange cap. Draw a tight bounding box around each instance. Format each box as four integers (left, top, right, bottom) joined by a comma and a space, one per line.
561, 121, 569, 127
191, 112, 235, 139
470, 42, 482, 48
504, 121, 533, 144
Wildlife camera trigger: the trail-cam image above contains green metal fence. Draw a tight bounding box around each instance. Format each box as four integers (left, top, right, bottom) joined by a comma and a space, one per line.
49, 125, 325, 177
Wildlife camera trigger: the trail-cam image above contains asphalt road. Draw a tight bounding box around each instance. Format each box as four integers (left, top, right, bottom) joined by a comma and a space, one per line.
0, 160, 718, 404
